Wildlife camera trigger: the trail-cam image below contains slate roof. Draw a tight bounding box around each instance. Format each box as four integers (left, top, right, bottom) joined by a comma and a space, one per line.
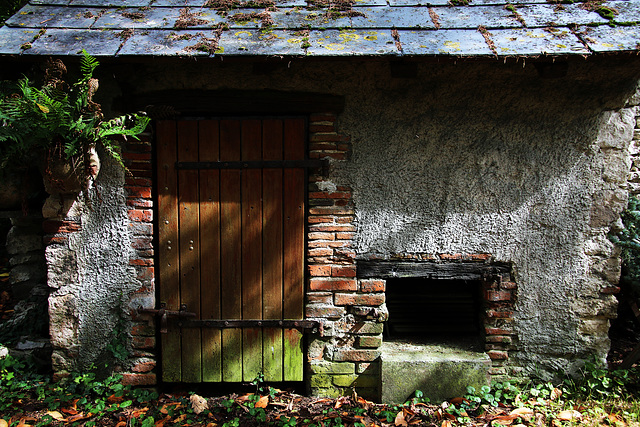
0, 0, 639, 57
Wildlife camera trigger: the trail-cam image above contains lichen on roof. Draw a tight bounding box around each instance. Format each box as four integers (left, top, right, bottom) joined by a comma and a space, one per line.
0, 0, 639, 57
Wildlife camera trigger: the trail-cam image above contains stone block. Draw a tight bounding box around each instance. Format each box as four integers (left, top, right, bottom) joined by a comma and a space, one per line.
358, 335, 383, 348
597, 109, 636, 149
310, 374, 332, 388
311, 361, 356, 374
6, 228, 42, 254
333, 349, 380, 362
381, 342, 491, 404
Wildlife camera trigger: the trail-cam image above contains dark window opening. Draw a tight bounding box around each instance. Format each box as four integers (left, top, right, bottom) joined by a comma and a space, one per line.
384, 278, 483, 351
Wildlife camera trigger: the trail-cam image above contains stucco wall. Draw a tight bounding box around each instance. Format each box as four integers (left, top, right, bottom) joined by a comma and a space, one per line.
73, 56, 640, 380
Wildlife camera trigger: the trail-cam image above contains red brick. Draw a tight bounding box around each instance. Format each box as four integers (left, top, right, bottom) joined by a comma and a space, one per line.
43, 235, 68, 245
306, 305, 345, 319
125, 177, 153, 187
128, 209, 153, 222
337, 143, 351, 151
132, 336, 156, 349
470, 254, 492, 261
309, 232, 335, 240
308, 216, 334, 224
124, 160, 152, 170
132, 237, 153, 250
485, 327, 513, 335
333, 349, 380, 362
439, 253, 463, 260
307, 293, 333, 304
137, 266, 155, 281
42, 220, 81, 234
309, 279, 357, 291
309, 142, 337, 150
331, 266, 356, 278
308, 248, 333, 257
310, 133, 348, 143
360, 280, 385, 293
122, 373, 157, 386
130, 258, 154, 266
130, 323, 155, 336
336, 217, 355, 224
309, 265, 331, 277
335, 293, 385, 306
500, 281, 517, 290
485, 335, 512, 344
122, 152, 152, 161
309, 124, 336, 132
484, 290, 512, 302
336, 232, 355, 240
308, 240, 345, 248
487, 350, 509, 360
127, 186, 152, 199
320, 152, 347, 160
309, 192, 352, 200
600, 286, 620, 294
127, 199, 153, 208
309, 224, 356, 232
486, 310, 514, 318
132, 361, 156, 373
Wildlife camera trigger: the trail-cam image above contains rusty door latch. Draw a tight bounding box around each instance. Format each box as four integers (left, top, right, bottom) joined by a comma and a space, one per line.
137, 303, 196, 333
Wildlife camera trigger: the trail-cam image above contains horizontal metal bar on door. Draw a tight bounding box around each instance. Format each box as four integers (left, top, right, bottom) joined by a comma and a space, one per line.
179, 319, 321, 333
175, 160, 327, 170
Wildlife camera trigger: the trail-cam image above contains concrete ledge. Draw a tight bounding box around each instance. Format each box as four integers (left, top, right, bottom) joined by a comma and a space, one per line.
381, 341, 491, 404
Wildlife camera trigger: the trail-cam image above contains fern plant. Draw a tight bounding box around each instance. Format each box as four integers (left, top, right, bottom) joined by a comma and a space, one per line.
0, 50, 149, 184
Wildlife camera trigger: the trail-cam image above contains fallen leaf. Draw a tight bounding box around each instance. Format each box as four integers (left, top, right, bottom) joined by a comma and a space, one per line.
496, 415, 519, 425
450, 397, 469, 405
66, 413, 89, 423
0, 420, 7, 427
191, 394, 209, 414
550, 388, 562, 400
395, 410, 408, 426
132, 408, 149, 418
334, 396, 349, 409
557, 410, 582, 421
107, 394, 124, 404
175, 414, 188, 423
510, 407, 534, 420
255, 395, 269, 409
46, 411, 65, 421
441, 420, 453, 427
115, 422, 127, 427
236, 393, 253, 403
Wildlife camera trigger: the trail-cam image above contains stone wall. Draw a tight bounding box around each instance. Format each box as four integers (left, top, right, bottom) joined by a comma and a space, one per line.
38, 56, 640, 397
0, 213, 48, 352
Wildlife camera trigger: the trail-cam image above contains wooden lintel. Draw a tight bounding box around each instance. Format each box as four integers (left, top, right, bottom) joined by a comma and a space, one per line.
356, 261, 510, 280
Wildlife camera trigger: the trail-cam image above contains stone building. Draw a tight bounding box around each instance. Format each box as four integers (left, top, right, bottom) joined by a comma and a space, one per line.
1, 0, 640, 403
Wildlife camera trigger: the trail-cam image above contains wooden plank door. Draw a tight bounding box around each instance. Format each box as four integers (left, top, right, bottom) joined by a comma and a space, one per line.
156, 118, 306, 383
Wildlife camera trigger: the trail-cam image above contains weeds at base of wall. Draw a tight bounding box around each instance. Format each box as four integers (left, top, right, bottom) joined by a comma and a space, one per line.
1, 355, 639, 426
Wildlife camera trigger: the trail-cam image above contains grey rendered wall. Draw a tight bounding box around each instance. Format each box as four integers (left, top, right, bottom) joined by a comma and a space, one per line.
95, 56, 640, 377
